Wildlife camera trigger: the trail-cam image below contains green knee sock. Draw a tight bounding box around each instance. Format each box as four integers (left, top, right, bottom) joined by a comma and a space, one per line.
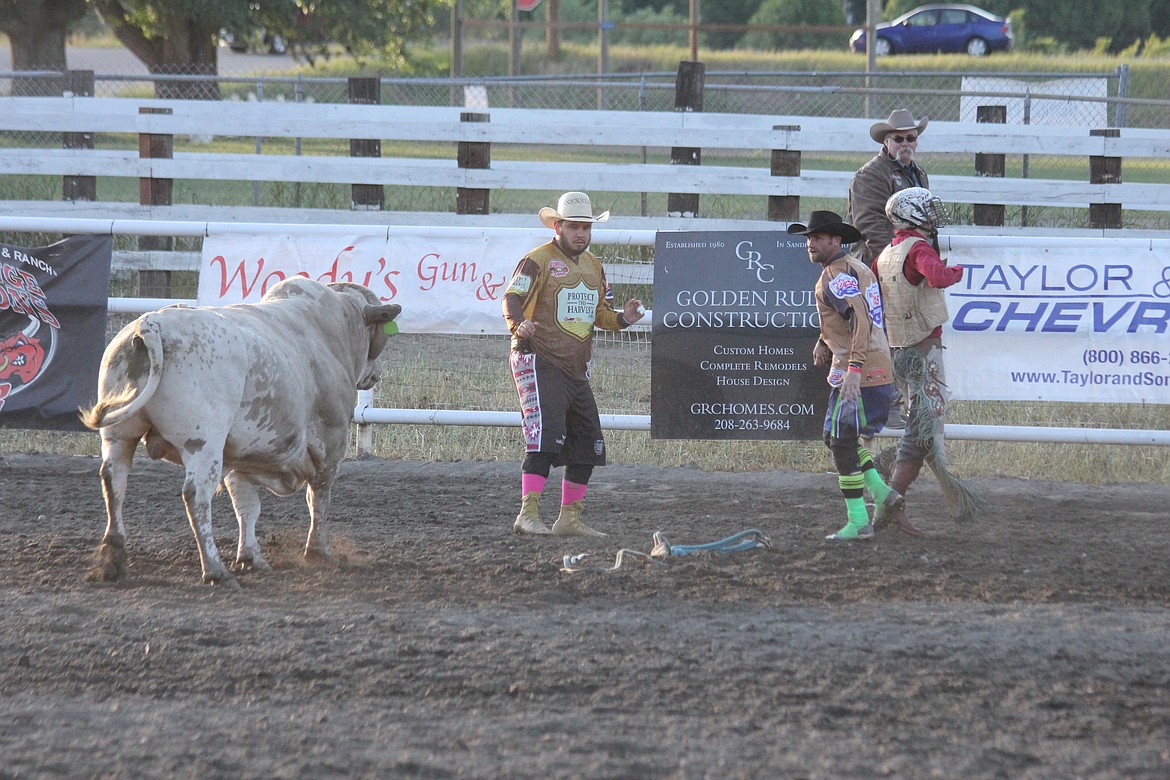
862, 467, 893, 504
844, 495, 870, 528
859, 446, 893, 503
838, 473, 870, 529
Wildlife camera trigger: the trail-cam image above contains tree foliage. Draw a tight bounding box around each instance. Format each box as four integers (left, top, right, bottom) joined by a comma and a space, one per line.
702, 0, 765, 49
251, 0, 442, 67
841, 0, 867, 25
741, 0, 845, 52
90, 0, 442, 97
1154, 0, 1170, 36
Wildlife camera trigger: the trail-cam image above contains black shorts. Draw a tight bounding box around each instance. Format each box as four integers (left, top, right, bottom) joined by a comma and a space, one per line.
510, 350, 606, 466
822, 383, 894, 446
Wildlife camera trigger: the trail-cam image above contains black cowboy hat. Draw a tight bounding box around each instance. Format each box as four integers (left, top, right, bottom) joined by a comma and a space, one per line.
786, 210, 864, 244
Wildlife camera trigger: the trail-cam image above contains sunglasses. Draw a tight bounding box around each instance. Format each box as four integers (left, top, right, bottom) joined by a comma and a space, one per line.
888, 133, 918, 144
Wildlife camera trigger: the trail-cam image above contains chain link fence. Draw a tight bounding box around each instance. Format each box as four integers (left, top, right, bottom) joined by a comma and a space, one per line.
2, 65, 1146, 114
0, 65, 1143, 117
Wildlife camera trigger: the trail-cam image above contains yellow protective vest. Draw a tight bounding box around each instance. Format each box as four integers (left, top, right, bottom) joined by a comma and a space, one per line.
875, 237, 950, 348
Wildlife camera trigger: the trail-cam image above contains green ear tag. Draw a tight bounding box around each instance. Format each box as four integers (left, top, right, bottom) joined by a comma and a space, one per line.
382, 321, 399, 336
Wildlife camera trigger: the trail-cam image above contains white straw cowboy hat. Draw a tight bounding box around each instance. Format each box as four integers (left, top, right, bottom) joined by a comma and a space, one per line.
539, 192, 611, 229
869, 109, 929, 144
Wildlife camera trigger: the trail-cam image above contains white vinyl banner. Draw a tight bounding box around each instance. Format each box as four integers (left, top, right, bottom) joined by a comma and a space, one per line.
944, 244, 1170, 404
199, 232, 540, 334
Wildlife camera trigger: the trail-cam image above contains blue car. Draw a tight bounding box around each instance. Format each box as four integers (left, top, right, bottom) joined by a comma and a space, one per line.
850, 4, 1014, 57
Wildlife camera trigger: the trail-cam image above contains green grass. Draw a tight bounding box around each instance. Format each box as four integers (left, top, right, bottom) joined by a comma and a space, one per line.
79, 330, 1170, 484
4, 325, 1168, 484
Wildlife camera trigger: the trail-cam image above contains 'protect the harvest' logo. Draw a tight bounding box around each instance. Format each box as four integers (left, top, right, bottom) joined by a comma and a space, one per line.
555, 281, 599, 340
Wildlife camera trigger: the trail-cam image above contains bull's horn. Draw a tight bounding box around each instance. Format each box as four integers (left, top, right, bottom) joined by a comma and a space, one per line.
364, 303, 401, 326
22, 316, 40, 339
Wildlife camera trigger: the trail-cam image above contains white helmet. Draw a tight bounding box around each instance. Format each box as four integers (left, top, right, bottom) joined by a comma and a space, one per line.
885, 187, 950, 232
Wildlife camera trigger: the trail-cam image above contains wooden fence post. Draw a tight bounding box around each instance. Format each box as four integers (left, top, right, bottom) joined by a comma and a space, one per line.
768, 125, 800, 222
668, 61, 704, 218
457, 112, 491, 215
974, 105, 1006, 227
138, 106, 173, 297
62, 70, 96, 202
1089, 128, 1122, 229
348, 77, 383, 211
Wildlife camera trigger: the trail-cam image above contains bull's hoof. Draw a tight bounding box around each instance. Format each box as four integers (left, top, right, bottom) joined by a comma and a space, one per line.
85, 558, 124, 583
202, 563, 241, 590
202, 571, 243, 591
303, 546, 333, 564
233, 555, 273, 574
85, 538, 128, 583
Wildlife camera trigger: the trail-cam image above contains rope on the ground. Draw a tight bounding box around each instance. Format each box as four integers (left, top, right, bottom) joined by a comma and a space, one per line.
560, 528, 772, 572
651, 528, 772, 558
561, 549, 660, 572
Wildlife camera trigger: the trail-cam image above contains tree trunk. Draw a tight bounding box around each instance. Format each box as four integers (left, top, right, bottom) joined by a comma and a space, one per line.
94, 0, 222, 99
0, 0, 87, 96
546, 0, 561, 60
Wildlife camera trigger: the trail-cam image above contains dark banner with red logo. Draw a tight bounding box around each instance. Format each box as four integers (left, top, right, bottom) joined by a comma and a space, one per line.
0, 235, 112, 431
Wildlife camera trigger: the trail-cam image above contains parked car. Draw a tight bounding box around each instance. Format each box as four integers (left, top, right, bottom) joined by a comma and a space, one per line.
219, 28, 288, 55
850, 4, 1013, 57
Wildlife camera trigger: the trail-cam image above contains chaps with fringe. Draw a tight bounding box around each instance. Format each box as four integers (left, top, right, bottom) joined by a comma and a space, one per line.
894, 345, 983, 522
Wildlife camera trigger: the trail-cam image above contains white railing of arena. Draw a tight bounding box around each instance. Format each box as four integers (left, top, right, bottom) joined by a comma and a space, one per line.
4, 215, 1166, 448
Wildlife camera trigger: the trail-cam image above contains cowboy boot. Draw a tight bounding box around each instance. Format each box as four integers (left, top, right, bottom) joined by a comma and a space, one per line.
513, 492, 551, 535
551, 500, 608, 538
871, 486, 905, 529
886, 459, 925, 536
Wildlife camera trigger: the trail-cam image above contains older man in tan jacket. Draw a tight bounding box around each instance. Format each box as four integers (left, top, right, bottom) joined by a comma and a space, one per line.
848, 109, 930, 264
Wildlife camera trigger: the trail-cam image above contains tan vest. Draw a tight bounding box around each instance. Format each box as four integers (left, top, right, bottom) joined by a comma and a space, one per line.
875, 237, 950, 348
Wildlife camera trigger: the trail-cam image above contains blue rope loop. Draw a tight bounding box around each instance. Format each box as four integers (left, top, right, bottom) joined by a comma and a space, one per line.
651, 528, 772, 558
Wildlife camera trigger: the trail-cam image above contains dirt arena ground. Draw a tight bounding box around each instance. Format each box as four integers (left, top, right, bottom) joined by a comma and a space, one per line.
2, 452, 1169, 779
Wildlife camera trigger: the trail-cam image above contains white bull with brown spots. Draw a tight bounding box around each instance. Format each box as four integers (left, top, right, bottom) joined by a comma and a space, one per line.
80, 278, 401, 588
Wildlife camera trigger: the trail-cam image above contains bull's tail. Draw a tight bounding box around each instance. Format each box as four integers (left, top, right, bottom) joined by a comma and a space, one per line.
80, 318, 165, 430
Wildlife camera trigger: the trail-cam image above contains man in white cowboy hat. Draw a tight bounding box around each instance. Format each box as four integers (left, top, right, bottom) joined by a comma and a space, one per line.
787, 210, 902, 542
847, 108, 930, 264
502, 192, 645, 537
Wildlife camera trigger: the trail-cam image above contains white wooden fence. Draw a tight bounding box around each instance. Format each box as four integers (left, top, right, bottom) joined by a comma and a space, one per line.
3, 96, 1170, 229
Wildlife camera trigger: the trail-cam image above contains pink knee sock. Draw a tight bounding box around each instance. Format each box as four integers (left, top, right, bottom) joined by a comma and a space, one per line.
522, 473, 547, 497
561, 480, 587, 505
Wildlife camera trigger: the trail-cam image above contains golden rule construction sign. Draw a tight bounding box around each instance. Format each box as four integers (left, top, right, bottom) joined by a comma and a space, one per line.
651, 231, 825, 440
0, 235, 112, 430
